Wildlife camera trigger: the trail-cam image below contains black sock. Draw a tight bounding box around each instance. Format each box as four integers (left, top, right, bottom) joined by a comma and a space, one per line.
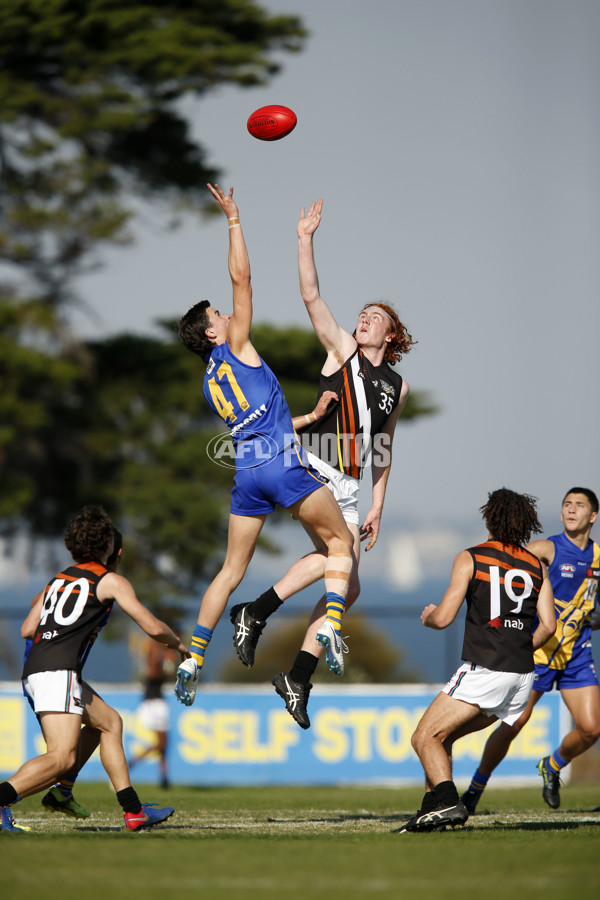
116, 786, 142, 815
0, 782, 18, 806
433, 780, 460, 807
248, 587, 283, 621
289, 650, 319, 685
420, 791, 437, 813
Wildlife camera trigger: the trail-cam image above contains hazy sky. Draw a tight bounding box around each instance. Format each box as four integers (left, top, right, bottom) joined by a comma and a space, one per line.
71, 0, 600, 550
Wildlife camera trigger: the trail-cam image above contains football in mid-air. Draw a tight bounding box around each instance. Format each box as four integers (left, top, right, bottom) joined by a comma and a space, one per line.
247, 105, 297, 141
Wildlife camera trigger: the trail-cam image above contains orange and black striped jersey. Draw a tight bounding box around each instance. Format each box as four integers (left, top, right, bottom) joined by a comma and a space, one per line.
299, 348, 403, 479
462, 541, 544, 674
22, 561, 112, 678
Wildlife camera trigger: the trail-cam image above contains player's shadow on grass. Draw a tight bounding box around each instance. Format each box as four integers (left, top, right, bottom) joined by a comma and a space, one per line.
267, 812, 411, 825
486, 820, 599, 831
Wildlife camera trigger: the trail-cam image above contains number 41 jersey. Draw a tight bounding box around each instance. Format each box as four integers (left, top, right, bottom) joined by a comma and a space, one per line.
22, 561, 112, 679
204, 343, 295, 467
461, 541, 544, 674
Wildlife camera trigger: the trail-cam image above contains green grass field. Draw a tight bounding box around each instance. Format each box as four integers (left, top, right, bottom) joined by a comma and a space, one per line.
4, 782, 600, 899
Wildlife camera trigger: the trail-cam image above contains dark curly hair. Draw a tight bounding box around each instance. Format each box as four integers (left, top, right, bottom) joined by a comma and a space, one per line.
64, 505, 115, 563
354, 302, 417, 365
178, 300, 213, 361
480, 488, 543, 547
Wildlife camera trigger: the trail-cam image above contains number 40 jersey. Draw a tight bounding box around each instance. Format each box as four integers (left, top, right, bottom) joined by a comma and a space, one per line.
22, 561, 112, 679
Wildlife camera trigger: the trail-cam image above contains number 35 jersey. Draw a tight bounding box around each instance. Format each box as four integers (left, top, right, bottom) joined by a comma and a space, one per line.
299, 348, 403, 480
22, 561, 112, 678
461, 542, 544, 674
534, 533, 600, 671
204, 343, 296, 467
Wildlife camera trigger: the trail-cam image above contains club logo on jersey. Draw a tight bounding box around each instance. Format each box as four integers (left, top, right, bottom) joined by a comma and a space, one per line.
488, 616, 523, 630
560, 563, 576, 577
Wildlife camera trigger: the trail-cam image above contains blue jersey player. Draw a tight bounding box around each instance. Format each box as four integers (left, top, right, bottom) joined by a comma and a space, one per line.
174, 184, 354, 705
461, 487, 600, 813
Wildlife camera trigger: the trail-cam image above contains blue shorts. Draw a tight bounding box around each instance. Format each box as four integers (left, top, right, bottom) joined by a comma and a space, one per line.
230, 443, 326, 516
533, 651, 599, 693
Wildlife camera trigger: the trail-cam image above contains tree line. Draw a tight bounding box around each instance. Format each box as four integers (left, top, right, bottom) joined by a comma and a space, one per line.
0, 1, 436, 616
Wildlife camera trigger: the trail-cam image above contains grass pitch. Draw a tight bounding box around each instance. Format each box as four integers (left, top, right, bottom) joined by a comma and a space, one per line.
4, 783, 599, 900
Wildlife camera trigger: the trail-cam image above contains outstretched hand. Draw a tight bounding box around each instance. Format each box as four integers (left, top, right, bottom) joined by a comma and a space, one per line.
298, 198, 323, 238
208, 183, 240, 220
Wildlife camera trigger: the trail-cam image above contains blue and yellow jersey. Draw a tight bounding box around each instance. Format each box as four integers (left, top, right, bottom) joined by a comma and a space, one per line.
203, 343, 296, 468
534, 533, 600, 670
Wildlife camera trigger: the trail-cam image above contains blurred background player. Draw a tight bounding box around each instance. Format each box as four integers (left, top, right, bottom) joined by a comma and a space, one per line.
461, 486, 600, 814
0, 505, 187, 833
230, 197, 413, 729
399, 488, 556, 833
174, 184, 353, 706
129, 638, 177, 789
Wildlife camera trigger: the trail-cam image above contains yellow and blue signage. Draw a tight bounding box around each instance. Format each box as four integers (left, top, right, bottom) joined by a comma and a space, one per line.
0, 683, 566, 785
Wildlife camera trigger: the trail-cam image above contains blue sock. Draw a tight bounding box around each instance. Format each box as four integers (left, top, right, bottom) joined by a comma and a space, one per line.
190, 625, 213, 668
467, 767, 489, 795
549, 750, 568, 771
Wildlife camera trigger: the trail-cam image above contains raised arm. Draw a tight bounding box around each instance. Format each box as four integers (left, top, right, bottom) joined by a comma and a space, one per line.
207, 183, 258, 363
297, 199, 356, 370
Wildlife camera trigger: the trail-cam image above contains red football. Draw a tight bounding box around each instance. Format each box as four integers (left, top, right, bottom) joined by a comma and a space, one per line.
247, 105, 297, 141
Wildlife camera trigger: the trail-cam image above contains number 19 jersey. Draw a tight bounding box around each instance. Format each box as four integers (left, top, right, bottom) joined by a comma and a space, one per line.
462, 542, 544, 674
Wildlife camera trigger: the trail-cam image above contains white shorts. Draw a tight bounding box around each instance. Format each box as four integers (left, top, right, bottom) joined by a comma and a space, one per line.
306, 452, 360, 526
23, 670, 84, 716
138, 697, 170, 732
443, 663, 534, 726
